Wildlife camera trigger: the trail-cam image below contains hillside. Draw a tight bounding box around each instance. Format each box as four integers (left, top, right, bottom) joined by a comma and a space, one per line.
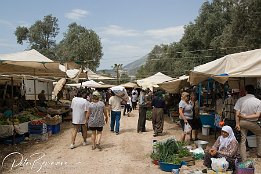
123, 54, 148, 76
97, 54, 148, 76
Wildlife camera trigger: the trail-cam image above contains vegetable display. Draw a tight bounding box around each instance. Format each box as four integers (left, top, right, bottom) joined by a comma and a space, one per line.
151, 138, 191, 164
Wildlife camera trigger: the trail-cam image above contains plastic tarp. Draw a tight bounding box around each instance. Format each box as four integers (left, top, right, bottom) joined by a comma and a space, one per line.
0, 122, 29, 138
158, 75, 189, 93
189, 49, 261, 85
137, 72, 174, 90
120, 82, 139, 88
53, 78, 67, 97
59, 67, 115, 80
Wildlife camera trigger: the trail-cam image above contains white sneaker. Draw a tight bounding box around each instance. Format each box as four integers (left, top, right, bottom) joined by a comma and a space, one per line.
70, 144, 75, 149
82, 141, 87, 146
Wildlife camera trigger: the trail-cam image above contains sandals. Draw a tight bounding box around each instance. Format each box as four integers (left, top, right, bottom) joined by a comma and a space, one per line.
96, 144, 102, 151
92, 145, 96, 150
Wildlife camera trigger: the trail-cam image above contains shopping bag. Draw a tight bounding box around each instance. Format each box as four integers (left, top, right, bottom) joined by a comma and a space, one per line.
184, 123, 192, 134
211, 157, 229, 172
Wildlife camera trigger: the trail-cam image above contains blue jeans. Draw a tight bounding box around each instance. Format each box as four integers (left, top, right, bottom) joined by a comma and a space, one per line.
110, 111, 121, 133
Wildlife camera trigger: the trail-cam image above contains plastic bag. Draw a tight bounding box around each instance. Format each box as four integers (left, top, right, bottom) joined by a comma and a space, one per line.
190, 147, 205, 160
110, 86, 128, 101
211, 157, 229, 172
184, 123, 192, 134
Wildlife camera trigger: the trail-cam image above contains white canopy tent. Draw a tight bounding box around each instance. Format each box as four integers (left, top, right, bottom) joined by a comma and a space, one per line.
60, 67, 115, 81
137, 72, 174, 90
189, 49, 261, 85
158, 75, 189, 93
0, 49, 78, 78
66, 80, 102, 88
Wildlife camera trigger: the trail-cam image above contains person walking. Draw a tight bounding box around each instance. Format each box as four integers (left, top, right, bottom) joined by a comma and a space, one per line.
123, 94, 132, 116
234, 85, 261, 161
179, 92, 194, 142
109, 91, 123, 135
70, 90, 90, 149
151, 91, 166, 137
137, 90, 147, 133
131, 88, 138, 110
87, 91, 108, 151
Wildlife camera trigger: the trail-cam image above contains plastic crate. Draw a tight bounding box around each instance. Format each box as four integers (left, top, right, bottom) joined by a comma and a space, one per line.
48, 123, 60, 134
235, 159, 255, 174
28, 123, 47, 134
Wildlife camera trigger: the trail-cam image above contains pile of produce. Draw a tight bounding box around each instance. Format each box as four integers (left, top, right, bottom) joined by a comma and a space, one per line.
150, 138, 191, 164
30, 119, 45, 125
0, 110, 42, 125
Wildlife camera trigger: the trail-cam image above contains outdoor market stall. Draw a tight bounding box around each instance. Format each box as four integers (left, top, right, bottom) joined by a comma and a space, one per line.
137, 72, 174, 91
189, 49, 261, 139
158, 75, 189, 94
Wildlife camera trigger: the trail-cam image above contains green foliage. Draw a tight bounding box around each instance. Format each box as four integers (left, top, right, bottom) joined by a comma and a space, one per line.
15, 14, 59, 59
120, 73, 131, 84
150, 151, 160, 160
136, 0, 261, 78
56, 23, 103, 70
151, 138, 191, 164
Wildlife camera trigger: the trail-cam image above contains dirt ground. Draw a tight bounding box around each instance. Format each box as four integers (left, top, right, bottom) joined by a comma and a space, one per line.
1, 109, 261, 174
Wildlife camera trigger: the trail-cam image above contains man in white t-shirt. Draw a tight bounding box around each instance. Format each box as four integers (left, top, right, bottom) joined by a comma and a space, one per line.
109, 92, 123, 135
70, 91, 90, 149
234, 85, 261, 161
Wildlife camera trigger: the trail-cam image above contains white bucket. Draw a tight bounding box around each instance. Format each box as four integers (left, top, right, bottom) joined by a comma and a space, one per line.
202, 125, 211, 136
247, 135, 257, 147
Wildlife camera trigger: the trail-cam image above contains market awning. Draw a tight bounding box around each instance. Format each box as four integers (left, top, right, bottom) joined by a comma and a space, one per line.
189, 49, 261, 85
158, 75, 189, 93
66, 80, 102, 88
120, 82, 139, 88
0, 49, 79, 78
137, 72, 174, 90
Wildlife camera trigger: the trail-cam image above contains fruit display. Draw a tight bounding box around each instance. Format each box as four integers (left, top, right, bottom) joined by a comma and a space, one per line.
30, 119, 45, 125
43, 115, 62, 125
0, 110, 42, 125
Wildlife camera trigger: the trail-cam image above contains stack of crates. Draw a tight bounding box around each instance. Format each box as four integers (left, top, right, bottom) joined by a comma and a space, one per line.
28, 122, 48, 141
47, 123, 60, 134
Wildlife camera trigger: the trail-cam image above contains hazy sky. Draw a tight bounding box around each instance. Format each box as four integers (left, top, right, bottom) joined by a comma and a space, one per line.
0, 0, 206, 70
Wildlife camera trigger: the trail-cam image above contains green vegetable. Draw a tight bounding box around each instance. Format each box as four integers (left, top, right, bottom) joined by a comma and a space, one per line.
153, 138, 192, 164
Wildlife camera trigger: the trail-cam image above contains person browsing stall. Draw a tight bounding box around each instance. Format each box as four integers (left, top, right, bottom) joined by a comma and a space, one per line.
179, 92, 194, 142
234, 85, 261, 161
151, 91, 166, 137
38, 90, 46, 107
190, 92, 201, 141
